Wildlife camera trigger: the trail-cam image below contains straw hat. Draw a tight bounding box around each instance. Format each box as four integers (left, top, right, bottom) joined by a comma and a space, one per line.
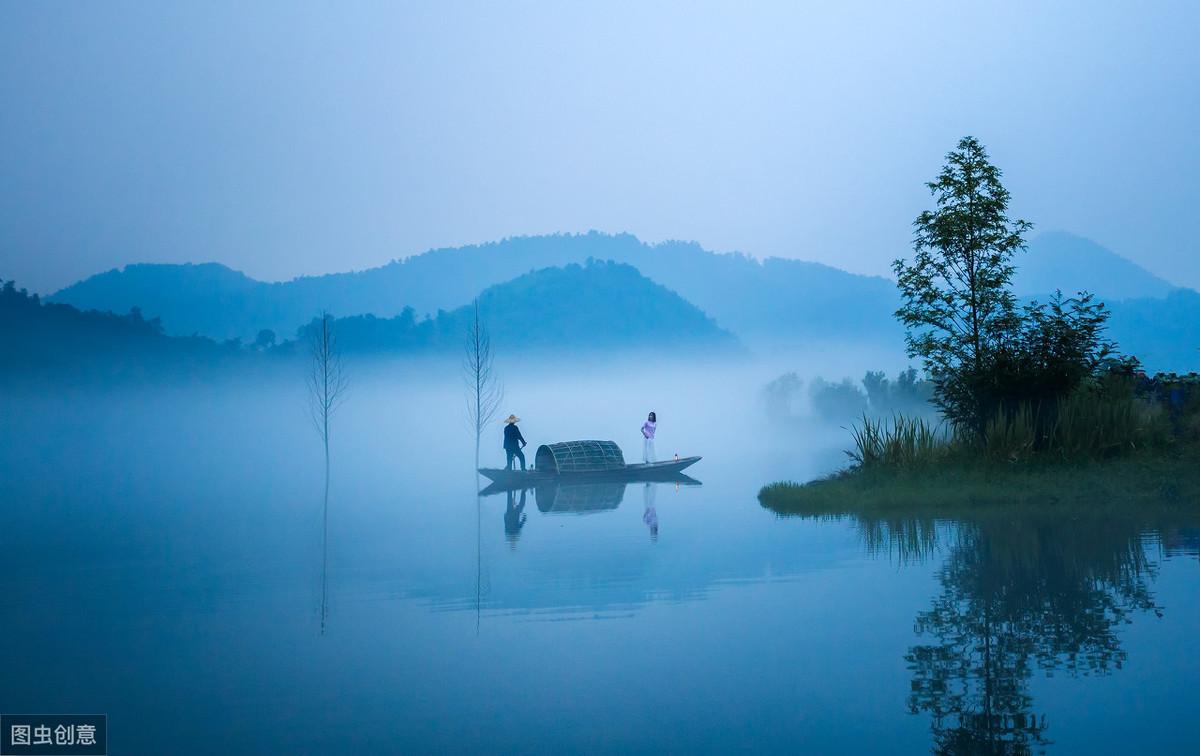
505, 414, 520, 424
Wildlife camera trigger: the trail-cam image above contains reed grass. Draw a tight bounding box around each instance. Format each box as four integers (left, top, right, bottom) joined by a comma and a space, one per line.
847, 413, 951, 468
845, 390, 1173, 470
1048, 389, 1169, 459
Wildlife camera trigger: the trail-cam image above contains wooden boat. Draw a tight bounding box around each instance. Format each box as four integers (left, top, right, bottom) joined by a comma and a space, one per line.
478, 440, 700, 488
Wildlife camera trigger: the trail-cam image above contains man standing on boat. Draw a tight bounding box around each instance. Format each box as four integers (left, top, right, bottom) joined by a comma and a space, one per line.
503, 414, 527, 471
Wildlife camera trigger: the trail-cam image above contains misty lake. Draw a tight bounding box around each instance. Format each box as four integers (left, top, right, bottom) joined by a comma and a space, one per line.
3, 359, 1198, 755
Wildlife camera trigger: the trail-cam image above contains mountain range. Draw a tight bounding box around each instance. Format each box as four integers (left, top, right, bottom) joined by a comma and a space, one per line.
51, 230, 1177, 341
50, 232, 899, 345
20, 230, 1200, 373
1, 261, 738, 382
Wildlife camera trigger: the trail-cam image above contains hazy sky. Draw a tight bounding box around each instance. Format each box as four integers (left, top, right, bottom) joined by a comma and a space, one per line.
2, 1, 1198, 294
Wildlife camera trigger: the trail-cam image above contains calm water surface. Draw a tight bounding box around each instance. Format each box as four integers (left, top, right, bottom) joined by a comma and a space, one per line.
2, 365, 1198, 754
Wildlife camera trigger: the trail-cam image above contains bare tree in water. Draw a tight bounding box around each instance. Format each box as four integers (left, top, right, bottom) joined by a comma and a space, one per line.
463, 299, 503, 469
308, 311, 349, 485
307, 312, 348, 634
462, 299, 500, 635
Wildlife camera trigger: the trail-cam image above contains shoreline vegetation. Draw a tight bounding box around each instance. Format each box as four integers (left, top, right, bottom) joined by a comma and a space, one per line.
759, 449, 1200, 517
762, 136, 1199, 513
760, 369, 1200, 516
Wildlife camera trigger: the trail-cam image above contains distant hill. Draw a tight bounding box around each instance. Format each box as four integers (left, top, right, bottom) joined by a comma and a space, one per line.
1107, 289, 1200, 373
300, 260, 740, 354
1015, 232, 1176, 301
51, 262, 287, 342
0, 279, 239, 382
51, 233, 900, 345
1007, 232, 1193, 371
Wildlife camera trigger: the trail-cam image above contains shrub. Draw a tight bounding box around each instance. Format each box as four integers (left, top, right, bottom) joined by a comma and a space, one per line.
863, 367, 936, 416
810, 377, 868, 420
762, 372, 803, 419
1049, 388, 1169, 458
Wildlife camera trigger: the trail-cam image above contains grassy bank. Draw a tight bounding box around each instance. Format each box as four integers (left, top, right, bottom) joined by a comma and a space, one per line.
759, 449, 1200, 517
760, 374, 1200, 518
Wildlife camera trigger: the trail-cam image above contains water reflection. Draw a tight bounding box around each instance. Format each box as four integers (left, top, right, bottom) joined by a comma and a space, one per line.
642, 483, 658, 541
766, 503, 1196, 755
1161, 526, 1200, 559
909, 515, 1161, 754
534, 481, 626, 514
503, 489, 527, 547
320, 489, 329, 635
479, 474, 700, 522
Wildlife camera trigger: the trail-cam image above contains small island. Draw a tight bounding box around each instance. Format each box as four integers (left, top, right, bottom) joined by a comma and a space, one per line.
760, 136, 1200, 517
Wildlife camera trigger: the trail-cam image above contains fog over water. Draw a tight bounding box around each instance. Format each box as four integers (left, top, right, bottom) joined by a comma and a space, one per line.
3, 353, 1200, 753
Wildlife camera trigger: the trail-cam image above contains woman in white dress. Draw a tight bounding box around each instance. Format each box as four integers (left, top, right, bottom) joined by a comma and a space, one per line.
641, 411, 657, 463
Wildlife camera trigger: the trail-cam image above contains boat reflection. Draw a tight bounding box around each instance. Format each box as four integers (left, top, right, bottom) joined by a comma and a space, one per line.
480, 473, 701, 516
534, 480, 626, 514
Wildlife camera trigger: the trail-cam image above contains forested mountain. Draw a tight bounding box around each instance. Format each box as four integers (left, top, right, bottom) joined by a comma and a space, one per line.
50, 263, 275, 342
2, 261, 735, 382
52, 233, 898, 344
0, 279, 238, 381
298, 260, 739, 354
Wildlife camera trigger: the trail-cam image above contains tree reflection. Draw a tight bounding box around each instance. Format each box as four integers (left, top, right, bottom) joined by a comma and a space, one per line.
904, 515, 1156, 754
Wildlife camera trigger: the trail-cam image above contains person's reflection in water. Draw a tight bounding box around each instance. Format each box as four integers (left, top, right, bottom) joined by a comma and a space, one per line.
504, 489, 527, 549
642, 483, 658, 542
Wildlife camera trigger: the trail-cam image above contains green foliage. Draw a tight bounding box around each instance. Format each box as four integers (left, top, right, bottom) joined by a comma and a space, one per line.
981, 291, 1115, 419
1136, 371, 1200, 441
893, 136, 1032, 431
841, 375, 1179, 471
848, 414, 949, 468
977, 402, 1038, 462
1048, 386, 1169, 459
758, 452, 1200, 516
894, 137, 1125, 436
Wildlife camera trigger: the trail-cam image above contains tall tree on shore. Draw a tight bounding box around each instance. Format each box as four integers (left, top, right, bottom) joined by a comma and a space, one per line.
893, 136, 1032, 431
463, 299, 503, 470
